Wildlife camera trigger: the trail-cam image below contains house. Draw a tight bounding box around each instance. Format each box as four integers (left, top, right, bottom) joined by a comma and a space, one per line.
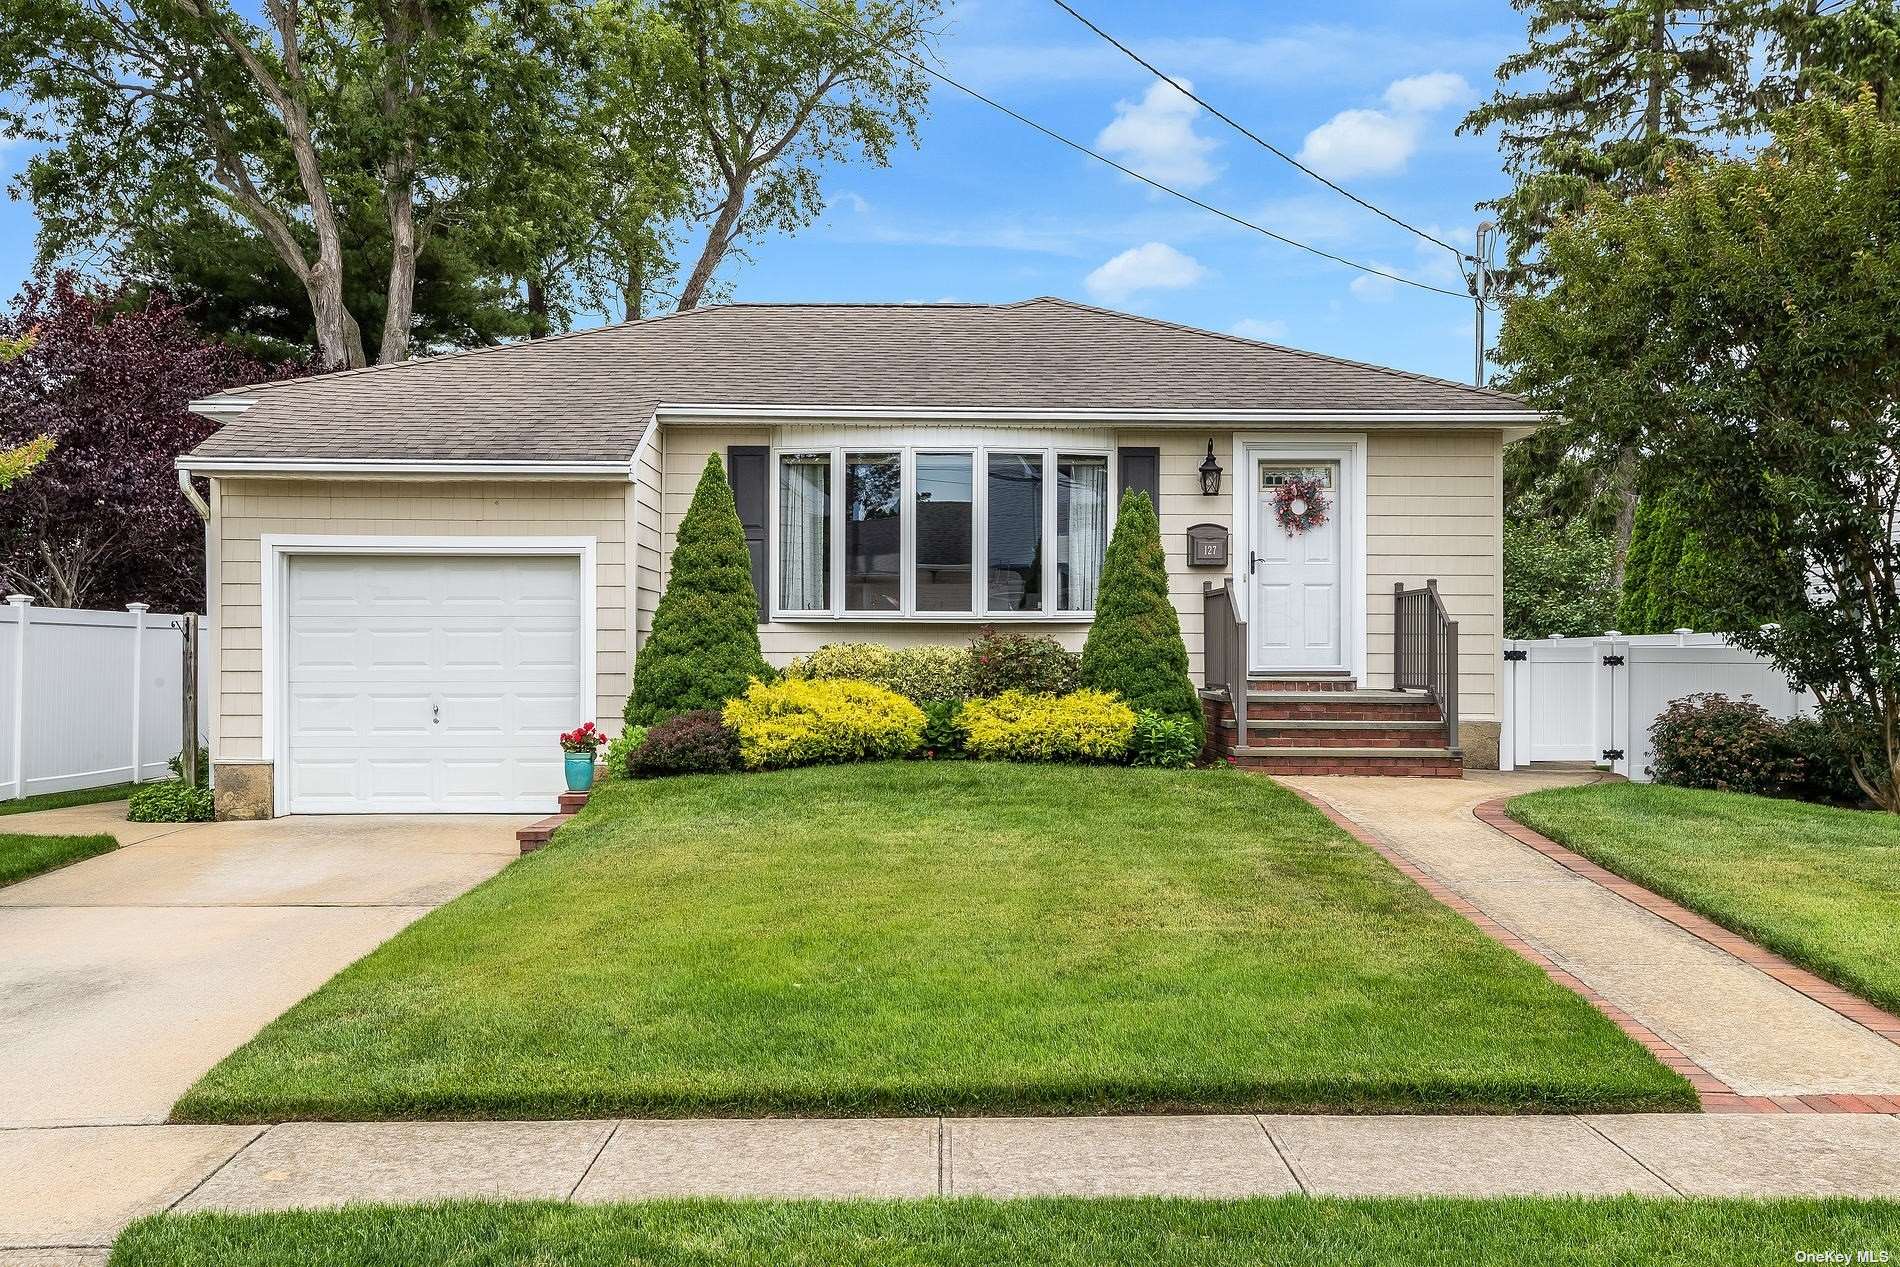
179, 298, 1539, 818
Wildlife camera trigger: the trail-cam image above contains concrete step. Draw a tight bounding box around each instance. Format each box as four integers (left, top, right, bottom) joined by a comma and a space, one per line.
1223, 745, 1464, 778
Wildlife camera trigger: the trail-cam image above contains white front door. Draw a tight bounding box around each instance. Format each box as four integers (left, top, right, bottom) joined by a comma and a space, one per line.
1250, 459, 1344, 672
283, 553, 584, 813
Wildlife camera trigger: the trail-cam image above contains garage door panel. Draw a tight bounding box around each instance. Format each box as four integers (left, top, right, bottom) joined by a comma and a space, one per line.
284, 553, 583, 814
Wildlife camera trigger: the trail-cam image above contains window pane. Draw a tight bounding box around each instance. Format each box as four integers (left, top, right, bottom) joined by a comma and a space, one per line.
1057, 455, 1109, 611
915, 453, 973, 612
986, 453, 1044, 612
778, 453, 830, 611
844, 452, 901, 612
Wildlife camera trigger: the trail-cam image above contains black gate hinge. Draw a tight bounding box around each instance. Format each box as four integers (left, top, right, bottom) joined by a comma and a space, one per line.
1602, 748, 1625, 762
1503, 648, 1528, 662
1601, 654, 1626, 667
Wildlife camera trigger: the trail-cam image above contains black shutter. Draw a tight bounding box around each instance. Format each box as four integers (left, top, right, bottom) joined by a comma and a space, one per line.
727, 445, 769, 622
1117, 446, 1160, 511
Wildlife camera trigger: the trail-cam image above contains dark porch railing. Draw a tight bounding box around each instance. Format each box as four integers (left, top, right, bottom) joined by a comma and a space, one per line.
1393, 579, 1459, 752
1202, 579, 1251, 752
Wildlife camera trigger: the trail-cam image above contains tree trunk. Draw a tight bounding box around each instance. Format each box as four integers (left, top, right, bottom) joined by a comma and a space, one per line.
379, 176, 419, 362
622, 247, 646, 321
1607, 447, 1640, 596
526, 276, 550, 339
676, 185, 747, 311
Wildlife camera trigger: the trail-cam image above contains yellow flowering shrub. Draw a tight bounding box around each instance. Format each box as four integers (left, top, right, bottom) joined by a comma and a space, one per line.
722, 677, 926, 770
960, 689, 1136, 763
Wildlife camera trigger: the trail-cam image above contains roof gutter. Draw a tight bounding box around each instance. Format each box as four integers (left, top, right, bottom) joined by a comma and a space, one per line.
188, 396, 256, 417
178, 468, 210, 521
174, 457, 632, 478
652, 402, 1548, 426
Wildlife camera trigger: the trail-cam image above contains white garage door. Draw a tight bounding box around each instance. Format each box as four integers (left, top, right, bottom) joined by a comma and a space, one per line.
284, 553, 585, 813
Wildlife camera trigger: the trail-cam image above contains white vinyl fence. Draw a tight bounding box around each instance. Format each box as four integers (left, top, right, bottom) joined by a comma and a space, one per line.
1, 598, 210, 802
1502, 631, 1812, 781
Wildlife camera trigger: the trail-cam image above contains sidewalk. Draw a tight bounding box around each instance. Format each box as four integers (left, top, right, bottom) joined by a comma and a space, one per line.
7, 1110, 1900, 1254
1280, 771, 1900, 1101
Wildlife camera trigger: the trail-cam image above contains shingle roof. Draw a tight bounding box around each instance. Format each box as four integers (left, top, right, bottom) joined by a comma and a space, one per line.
187, 297, 1531, 465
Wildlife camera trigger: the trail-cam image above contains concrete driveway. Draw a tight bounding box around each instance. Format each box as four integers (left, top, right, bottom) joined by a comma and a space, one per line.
0, 803, 525, 1129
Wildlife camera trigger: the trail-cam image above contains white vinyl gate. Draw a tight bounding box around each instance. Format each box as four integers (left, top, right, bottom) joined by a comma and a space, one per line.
1502, 632, 1812, 780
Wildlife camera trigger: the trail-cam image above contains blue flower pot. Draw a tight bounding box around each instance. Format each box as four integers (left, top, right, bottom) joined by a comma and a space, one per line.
563, 751, 596, 793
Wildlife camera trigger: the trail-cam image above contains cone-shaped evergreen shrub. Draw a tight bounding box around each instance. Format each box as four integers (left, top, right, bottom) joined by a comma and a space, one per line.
626, 454, 772, 725
1079, 489, 1203, 744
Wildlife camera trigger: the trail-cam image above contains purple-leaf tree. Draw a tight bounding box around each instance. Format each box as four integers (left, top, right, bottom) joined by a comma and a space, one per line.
0, 272, 282, 611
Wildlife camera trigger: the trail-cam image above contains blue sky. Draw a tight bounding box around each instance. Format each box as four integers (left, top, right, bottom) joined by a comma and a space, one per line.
0, 0, 1524, 384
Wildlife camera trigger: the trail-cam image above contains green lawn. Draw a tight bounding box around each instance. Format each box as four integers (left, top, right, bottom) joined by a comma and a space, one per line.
0, 781, 134, 815
175, 763, 1691, 1122
1510, 781, 1900, 1015
0, 830, 117, 887
111, 1197, 1900, 1267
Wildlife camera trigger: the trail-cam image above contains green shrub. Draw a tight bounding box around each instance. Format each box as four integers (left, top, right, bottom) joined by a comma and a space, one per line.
785, 642, 976, 703
961, 689, 1136, 763
1648, 693, 1803, 797
921, 700, 965, 758
127, 779, 213, 822
968, 628, 1078, 696
169, 746, 209, 788
1079, 490, 1203, 745
1783, 715, 1875, 806
723, 678, 925, 770
627, 454, 771, 726
1130, 710, 1201, 769
601, 725, 649, 781
629, 709, 740, 777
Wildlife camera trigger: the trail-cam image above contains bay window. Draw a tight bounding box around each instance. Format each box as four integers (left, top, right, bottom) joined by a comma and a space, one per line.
773, 444, 1111, 618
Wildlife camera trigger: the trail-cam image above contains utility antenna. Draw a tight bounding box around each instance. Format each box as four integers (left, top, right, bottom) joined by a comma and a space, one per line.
1465, 222, 1500, 387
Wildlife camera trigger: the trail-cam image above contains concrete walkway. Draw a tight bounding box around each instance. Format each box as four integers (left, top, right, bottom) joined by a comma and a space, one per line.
6, 1111, 1900, 1256
0, 804, 523, 1128
1280, 771, 1900, 1100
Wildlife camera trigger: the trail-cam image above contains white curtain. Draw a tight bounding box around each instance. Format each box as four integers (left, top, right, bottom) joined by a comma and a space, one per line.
1061, 456, 1108, 611
779, 455, 829, 610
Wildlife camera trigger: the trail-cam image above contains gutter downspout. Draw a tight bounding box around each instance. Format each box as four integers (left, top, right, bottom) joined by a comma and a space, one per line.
178, 467, 211, 521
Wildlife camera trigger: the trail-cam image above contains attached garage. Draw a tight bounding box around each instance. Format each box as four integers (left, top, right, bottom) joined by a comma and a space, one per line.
268, 541, 594, 814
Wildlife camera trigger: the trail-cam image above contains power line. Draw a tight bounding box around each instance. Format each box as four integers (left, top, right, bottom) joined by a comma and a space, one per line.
785, 0, 1468, 300
1044, 0, 1463, 257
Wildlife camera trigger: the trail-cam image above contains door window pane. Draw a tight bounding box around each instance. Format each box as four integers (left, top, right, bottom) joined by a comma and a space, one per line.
915, 453, 973, 612
778, 453, 830, 611
986, 453, 1044, 612
1057, 455, 1109, 611
844, 452, 901, 612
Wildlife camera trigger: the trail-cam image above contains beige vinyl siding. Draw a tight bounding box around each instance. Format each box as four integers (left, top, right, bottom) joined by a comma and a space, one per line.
210, 477, 634, 763
657, 422, 1503, 723
1365, 429, 1502, 721
633, 427, 665, 647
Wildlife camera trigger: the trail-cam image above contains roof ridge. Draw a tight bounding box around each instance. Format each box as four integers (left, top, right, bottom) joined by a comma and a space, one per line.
219, 304, 719, 398
1013, 296, 1520, 402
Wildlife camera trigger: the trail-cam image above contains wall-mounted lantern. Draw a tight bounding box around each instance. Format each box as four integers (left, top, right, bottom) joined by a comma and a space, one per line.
1198, 440, 1223, 496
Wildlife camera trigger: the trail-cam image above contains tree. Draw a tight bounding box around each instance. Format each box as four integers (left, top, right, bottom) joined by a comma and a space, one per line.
1078, 490, 1203, 745
1495, 93, 1899, 807
0, 0, 583, 369
659, 0, 938, 310
0, 274, 275, 610
626, 454, 771, 725
1504, 515, 1617, 638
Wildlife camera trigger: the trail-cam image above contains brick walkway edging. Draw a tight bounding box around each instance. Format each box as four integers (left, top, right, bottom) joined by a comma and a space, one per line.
1286, 785, 1900, 1116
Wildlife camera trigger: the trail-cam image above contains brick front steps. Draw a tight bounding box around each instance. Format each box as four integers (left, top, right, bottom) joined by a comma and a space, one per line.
517, 788, 589, 854
1205, 684, 1462, 778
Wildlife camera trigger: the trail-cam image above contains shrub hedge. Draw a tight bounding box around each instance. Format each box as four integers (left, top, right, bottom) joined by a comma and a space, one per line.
629, 709, 740, 777
1079, 490, 1203, 745
723, 678, 925, 770
961, 689, 1136, 763
601, 725, 649, 781
784, 642, 976, 703
626, 455, 771, 726
969, 628, 1079, 696
1130, 710, 1201, 769
127, 779, 213, 822
1648, 693, 1804, 796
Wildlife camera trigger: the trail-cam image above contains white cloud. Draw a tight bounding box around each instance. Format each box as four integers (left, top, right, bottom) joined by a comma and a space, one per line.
1230, 317, 1290, 343
1296, 109, 1420, 180
1295, 70, 1471, 180
1084, 242, 1209, 303
1095, 79, 1219, 190
1383, 71, 1470, 114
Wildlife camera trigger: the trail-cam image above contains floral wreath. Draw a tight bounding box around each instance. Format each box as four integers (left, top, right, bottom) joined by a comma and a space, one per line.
1272, 475, 1330, 535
